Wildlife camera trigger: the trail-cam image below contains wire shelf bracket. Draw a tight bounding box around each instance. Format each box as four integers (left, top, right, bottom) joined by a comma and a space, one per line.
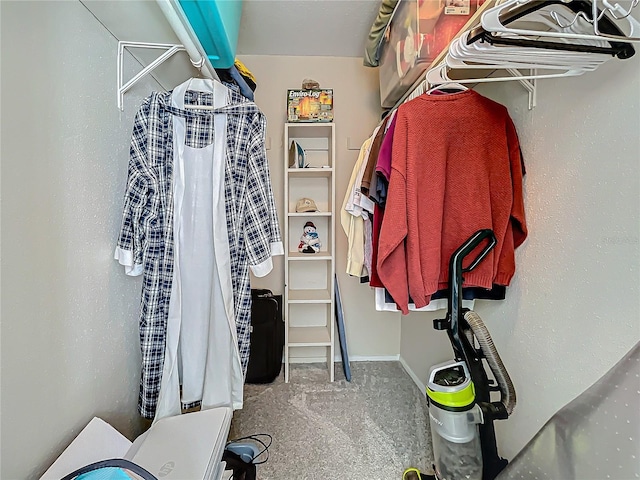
117, 41, 186, 111
505, 69, 537, 110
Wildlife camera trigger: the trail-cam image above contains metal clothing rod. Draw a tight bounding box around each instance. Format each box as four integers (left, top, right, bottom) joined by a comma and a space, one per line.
156, 0, 220, 81
117, 0, 223, 110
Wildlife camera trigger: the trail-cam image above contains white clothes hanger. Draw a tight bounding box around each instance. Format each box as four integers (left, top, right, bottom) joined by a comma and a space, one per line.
594, 0, 640, 39
547, 0, 640, 39
425, 82, 469, 94
182, 77, 219, 110
450, 39, 608, 66
420, 0, 637, 111
169, 77, 231, 112
446, 51, 608, 70
449, 33, 611, 69
486, 6, 611, 46
426, 57, 591, 87
452, 29, 608, 58
445, 55, 608, 75
425, 1, 620, 89
480, 0, 640, 43
601, 0, 640, 24
452, 28, 610, 63
468, 2, 635, 61
432, 40, 610, 86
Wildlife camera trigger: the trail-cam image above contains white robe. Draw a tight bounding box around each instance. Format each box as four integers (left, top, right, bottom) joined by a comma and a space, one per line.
154, 79, 243, 423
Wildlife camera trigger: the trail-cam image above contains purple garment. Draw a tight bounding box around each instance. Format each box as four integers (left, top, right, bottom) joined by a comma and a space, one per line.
373, 114, 397, 206
375, 114, 397, 181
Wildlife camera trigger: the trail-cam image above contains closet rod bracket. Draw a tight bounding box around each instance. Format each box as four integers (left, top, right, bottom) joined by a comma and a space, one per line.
506, 68, 537, 109
117, 41, 187, 111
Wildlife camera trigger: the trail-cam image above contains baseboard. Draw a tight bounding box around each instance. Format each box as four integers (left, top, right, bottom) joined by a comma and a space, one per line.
342, 354, 400, 362
288, 357, 327, 364
399, 355, 427, 397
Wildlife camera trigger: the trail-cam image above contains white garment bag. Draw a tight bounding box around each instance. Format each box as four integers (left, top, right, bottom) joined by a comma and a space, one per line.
154, 78, 243, 423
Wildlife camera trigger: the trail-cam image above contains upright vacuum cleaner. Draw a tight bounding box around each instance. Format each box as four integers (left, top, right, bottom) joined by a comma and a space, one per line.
412, 229, 517, 480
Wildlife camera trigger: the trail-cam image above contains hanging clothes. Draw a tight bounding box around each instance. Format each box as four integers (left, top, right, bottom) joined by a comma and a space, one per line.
369, 113, 398, 288
234, 59, 257, 91
341, 136, 374, 278
377, 90, 527, 315
115, 79, 282, 420
374, 287, 475, 312
228, 66, 255, 101
360, 116, 389, 196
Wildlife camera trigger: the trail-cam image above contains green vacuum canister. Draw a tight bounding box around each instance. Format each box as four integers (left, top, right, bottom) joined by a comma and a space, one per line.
427, 361, 484, 480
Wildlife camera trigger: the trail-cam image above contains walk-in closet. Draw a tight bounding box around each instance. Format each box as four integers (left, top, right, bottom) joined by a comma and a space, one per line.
1, 1, 638, 479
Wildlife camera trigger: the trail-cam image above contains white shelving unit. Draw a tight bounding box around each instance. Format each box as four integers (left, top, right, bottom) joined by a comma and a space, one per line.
284, 123, 336, 383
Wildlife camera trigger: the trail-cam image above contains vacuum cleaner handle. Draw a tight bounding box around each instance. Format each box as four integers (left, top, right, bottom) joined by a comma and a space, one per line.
448, 229, 497, 360
453, 229, 497, 275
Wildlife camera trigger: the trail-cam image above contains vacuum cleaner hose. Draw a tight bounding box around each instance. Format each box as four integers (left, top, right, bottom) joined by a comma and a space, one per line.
464, 311, 517, 416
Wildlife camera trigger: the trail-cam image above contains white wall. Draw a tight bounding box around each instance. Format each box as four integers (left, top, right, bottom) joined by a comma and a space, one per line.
0, 3, 168, 478
0, 15, 400, 479
399, 53, 640, 459
240, 55, 402, 360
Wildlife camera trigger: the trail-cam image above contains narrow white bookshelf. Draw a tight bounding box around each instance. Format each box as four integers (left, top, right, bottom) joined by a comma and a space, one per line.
283, 123, 336, 383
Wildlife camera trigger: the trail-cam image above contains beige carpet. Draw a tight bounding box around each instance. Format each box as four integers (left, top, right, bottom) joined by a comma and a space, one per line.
229, 361, 434, 480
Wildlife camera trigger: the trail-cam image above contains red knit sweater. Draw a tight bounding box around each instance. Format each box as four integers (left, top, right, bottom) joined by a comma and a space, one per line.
377, 90, 527, 315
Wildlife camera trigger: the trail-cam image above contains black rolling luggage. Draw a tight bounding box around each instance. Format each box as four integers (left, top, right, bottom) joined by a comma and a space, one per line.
246, 289, 284, 384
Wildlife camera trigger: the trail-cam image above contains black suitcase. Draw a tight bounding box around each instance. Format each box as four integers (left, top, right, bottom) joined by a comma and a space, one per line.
246, 289, 284, 384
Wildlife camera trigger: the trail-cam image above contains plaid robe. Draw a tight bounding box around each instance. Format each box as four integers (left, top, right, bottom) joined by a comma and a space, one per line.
115, 87, 282, 419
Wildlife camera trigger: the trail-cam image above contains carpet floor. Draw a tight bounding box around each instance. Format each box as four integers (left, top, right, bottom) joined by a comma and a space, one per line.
229, 361, 434, 480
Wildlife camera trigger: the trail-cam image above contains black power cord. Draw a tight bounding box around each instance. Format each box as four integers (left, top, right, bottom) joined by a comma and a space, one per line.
225, 433, 273, 465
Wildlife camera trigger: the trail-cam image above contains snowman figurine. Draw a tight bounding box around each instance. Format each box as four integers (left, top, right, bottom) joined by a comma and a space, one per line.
298, 221, 322, 254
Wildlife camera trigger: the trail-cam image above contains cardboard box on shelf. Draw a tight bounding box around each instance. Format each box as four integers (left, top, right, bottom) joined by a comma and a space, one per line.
287, 89, 333, 122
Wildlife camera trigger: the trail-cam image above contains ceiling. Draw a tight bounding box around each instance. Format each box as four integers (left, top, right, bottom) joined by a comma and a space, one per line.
236, 1, 380, 58
83, 0, 380, 59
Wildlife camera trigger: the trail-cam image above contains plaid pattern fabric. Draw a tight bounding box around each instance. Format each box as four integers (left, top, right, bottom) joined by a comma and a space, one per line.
116, 88, 281, 419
